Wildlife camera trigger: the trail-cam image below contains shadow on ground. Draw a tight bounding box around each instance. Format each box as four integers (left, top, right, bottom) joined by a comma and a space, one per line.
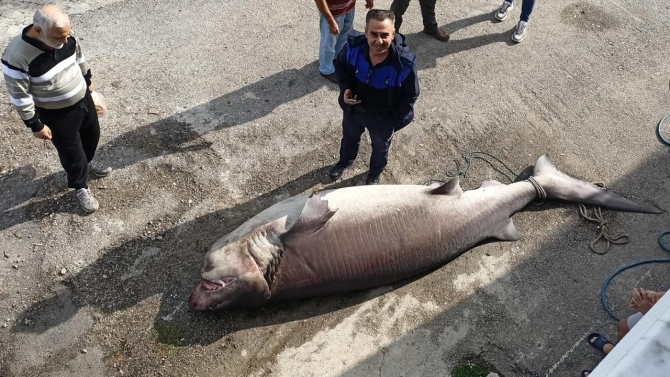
0, 11, 515, 231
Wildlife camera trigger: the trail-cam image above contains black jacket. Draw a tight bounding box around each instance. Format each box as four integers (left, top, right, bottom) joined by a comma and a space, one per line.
334, 33, 420, 131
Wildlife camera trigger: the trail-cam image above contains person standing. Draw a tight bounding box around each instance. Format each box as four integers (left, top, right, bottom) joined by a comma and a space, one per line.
315, 0, 374, 83
390, 0, 450, 42
1, 5, 111, 212
494, 0, 536, 43
329, 9, 419, 185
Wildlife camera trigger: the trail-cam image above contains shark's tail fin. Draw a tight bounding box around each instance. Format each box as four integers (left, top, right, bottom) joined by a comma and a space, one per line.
532, 155, 664, 214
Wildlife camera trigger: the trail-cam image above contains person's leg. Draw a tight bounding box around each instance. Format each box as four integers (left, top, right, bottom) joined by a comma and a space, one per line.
390, 0, 412, 32
418, 0, 438, 31
79, 91, 101, 163
44, 107, 89, 190
331, 110, 365, 180
338, 110, 365, 165
520, 0, 536, 22
618, 312, 643, 340
366, 114, 395, 179
318, 13, 340, 75
335, 8, 355, 57
418, 0, 450, 41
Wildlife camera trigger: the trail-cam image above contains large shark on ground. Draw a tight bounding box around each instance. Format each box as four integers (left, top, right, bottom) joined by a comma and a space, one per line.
188, 155, 663, 311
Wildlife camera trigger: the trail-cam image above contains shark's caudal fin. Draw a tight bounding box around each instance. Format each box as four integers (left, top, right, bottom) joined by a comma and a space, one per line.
532, 155, 664, 214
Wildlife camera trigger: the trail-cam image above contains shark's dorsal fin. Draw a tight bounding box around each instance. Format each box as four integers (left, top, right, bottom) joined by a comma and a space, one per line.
493, 218, 521, 241
281, 193, 336, 239
430, 177, 463, 196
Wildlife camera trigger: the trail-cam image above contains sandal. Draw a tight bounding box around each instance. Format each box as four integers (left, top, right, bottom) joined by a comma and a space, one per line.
587, 332, 615, 354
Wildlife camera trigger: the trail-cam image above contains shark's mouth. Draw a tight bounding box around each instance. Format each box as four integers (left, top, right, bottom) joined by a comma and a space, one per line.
201, 279, 223, 291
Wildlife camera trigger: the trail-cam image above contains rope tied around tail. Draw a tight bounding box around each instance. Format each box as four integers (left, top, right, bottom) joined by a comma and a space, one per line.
444, 151, 630, 254
526, 176, 547, 204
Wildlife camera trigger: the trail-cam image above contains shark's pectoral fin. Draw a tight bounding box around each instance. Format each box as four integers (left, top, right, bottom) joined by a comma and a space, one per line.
493, 218, 521, 241
430, 177, 463, 196
280, 193, 337, 241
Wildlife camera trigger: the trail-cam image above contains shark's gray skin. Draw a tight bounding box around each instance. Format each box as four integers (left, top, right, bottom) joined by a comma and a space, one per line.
188, 155, 662, 311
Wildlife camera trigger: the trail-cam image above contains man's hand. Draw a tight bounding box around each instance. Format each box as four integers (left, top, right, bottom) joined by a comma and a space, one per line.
33, 125, 52, 140
365, 0, 374, 9
344, 89, 361, 105
328, 19, 340, 35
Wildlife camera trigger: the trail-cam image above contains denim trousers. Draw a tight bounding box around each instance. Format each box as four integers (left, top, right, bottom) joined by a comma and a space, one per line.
511, 0, 536, 22
318, 8, 355, 75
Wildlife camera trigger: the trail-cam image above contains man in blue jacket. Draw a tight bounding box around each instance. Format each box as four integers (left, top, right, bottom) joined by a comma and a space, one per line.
329, 9, 419, 185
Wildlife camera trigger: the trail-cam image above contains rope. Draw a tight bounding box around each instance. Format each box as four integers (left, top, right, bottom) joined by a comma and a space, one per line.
578, 204, 631, 255
526, 176, 546, 204
446, 151, 518, 183
444, 151, 632, 253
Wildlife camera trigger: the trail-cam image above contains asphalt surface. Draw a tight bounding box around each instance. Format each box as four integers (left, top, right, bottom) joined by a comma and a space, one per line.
1, 0, 669, 376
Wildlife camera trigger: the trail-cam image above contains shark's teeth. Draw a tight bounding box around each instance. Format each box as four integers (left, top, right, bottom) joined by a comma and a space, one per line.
201, 279, 223, 291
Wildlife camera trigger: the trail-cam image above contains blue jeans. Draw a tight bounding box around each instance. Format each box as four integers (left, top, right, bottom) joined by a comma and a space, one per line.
510, 0, 536, 22
338, 108, 395, 177
319, 9, 355, 75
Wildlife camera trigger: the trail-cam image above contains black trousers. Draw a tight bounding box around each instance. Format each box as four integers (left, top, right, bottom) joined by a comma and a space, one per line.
338, 108, 395, 177
390, 0, 439, 32
37, 91, 100, 190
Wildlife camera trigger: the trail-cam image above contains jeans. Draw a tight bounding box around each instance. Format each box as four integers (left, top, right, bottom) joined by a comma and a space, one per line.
390, 0, 438, 32
38, 91, 100, 189
319, 9, 355, 75
338, 108, 395, 177
510, 0, 536, 22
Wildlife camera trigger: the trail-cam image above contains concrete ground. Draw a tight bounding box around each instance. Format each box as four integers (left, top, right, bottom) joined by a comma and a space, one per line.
1, 0, 669, 376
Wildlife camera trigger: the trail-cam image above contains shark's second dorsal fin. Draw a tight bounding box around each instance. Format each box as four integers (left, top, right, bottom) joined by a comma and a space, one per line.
430, 177, 463, 196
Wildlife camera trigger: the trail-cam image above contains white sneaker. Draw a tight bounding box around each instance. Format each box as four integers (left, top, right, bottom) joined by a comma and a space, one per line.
512, 20, 528, 43
495, 1, 514, 21
76, 188, 99, 212
88, 161, 112, 177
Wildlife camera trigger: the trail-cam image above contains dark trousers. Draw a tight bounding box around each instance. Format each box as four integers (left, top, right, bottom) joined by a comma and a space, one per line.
513, 0, 536, 22
338, 108, 395, 177
37, 91, 100, 190
390, 0, 438, 32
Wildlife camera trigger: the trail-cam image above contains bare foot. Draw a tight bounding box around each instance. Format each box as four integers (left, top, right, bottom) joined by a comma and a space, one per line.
630, 288, 656, 314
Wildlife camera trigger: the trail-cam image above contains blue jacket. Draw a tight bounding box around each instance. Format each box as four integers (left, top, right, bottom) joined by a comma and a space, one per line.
334, 32, 419, 130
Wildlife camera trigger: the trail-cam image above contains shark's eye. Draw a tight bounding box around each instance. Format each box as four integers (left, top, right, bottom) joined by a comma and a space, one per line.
209, 303, 218, 310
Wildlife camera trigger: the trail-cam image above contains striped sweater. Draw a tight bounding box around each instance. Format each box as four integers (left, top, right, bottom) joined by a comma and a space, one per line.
1, 25, 91, 132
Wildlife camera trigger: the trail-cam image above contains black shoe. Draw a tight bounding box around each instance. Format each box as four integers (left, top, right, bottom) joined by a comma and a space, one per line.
321, 72, 337, 84
365, 174, 380, 185
329, 163, 348, 180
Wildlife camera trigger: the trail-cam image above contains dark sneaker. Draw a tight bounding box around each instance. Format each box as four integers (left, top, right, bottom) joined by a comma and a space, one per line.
329, 163, 349, 180
321, 72, 337, 84
76, 188, 99, 212
365, 174, 380, 185
88, 161, 112, 177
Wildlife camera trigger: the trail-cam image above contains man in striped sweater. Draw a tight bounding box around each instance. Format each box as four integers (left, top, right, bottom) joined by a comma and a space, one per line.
2, 5, 110, 213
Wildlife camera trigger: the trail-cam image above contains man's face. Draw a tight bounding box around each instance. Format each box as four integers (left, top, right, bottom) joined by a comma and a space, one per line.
365, 18, 395, 56
38, 23, 71, 49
